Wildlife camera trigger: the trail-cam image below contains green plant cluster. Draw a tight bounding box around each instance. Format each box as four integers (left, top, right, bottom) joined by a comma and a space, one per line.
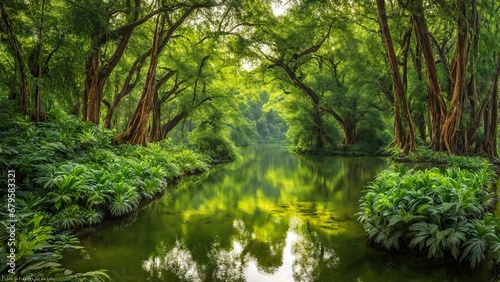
1, 111, 210, 230
357, 162, 500, 268
0, 213, 109, 280
385, 146, 494, 170
0, 109, 211, 278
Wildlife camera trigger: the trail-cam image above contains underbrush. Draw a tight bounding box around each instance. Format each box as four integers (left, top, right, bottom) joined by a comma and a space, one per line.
357, 159, 500, 271
385, 146, 493, 170
290, 141, 384, 156
0, 109, 211, 279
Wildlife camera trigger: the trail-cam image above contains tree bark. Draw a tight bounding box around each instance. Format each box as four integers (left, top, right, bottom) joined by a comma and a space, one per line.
113, 16, 163, 145
409, 0, 447, 150
377, 0, 416, 153
475, 58, 500, 159
84, 29, 135, 123
82, 2, 212, 124
103, 53, 147, 128
82, 0, 141, 123
161, 111, 188, 139
439, 0, 469, 154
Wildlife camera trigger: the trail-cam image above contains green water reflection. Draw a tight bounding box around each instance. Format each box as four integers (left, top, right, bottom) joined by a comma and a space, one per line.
63, 145, 490, 281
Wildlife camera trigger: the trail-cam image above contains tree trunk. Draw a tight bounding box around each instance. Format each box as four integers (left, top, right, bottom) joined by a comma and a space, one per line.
113, 16, 163, 145
103, 54, 146, 128
410, 43, 427, 142
161, 111, 188, 139
273, 59, 354, 147
342, 116, 356, 147
83, 0, 143, 123
475, 59, 499, 159
377, 0, 416, 153
466, 0, 480, 148
439, 0, 469, 154
84, 30, 134, 124
149, 91, 163, 142
32, 0, 46, 122
83, 4, 202, 124
0, 2, 29, 115
409, 0, 447, 150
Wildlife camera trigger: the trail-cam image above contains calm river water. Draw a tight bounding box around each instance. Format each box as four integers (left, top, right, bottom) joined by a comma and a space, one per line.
62, 145, 491, 281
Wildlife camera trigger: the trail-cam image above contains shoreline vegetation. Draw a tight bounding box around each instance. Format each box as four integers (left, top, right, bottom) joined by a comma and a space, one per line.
357, 150, 500, 281
2, 110, 500, 280
0, 111, 214, 280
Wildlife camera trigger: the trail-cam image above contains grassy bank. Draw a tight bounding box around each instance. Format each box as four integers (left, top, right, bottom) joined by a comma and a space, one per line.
0, 109, 211, 280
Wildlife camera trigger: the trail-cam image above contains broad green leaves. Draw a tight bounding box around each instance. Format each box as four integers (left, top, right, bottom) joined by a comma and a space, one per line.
357, 160, 500, 268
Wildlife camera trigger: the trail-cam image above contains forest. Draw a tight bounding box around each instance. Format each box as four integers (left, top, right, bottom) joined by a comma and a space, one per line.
1, 0, 500, 280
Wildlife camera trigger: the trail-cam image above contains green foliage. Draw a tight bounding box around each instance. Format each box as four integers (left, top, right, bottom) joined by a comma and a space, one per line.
188, 108, 239, 161
0, 213, 109, 280
190, 132, 238, 162
357, 163, 500, 269
238, 92, 287, 144
386, 146, 497, 172
1, 112, 211, 225
0, 112, 211, 278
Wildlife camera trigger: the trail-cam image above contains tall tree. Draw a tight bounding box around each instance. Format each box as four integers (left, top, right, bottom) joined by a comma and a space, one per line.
114, 2, 213, 144
408, 0, 447, 150
0, 1, 29, 114
376, 0, 416, 153
113, 15, 164, 145
439, 0, 469, 154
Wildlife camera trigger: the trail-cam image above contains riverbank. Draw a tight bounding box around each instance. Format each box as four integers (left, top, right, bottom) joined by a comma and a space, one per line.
0, 111, 213, 280
357, 149, 500, 281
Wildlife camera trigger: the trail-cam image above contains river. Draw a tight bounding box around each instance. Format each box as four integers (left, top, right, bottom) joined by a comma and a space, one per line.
62, 145, 491, 281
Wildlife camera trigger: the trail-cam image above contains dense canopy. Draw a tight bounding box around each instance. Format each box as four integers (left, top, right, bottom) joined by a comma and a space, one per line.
1, 0, 499, 155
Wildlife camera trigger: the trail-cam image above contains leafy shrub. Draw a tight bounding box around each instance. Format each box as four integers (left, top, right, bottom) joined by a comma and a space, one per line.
386, 145, 496, 172
189, 133, 238, 161
357, 165, 499, 268
0, 213, 109, 280
0, 110, 212, 279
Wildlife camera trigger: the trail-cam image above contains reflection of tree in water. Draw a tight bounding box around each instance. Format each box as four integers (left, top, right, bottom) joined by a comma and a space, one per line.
142, 240, 205, 281
290, 219, 340, 281
207, 241, 245, 282
241, 216, 288, 274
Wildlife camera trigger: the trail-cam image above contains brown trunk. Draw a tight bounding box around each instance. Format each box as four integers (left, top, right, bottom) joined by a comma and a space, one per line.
84, 4, 200, 124
409, 0, 446, 150
103, 53, 147, 128
439, 0, 469, 154
161, 111, 188, 139
149, 91, 162, 142
84, 30, 134, 124
410, 43, 427, 142
377, 0, 416, 153
147, 69, 178, 141
342, 116, 356, 147
83, 0, 142, 123
113, 16, 163, 145
33, 0, 46, 122
467, 0, 480, 145
0, 2, 29, 115
475, 59, 499, 159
